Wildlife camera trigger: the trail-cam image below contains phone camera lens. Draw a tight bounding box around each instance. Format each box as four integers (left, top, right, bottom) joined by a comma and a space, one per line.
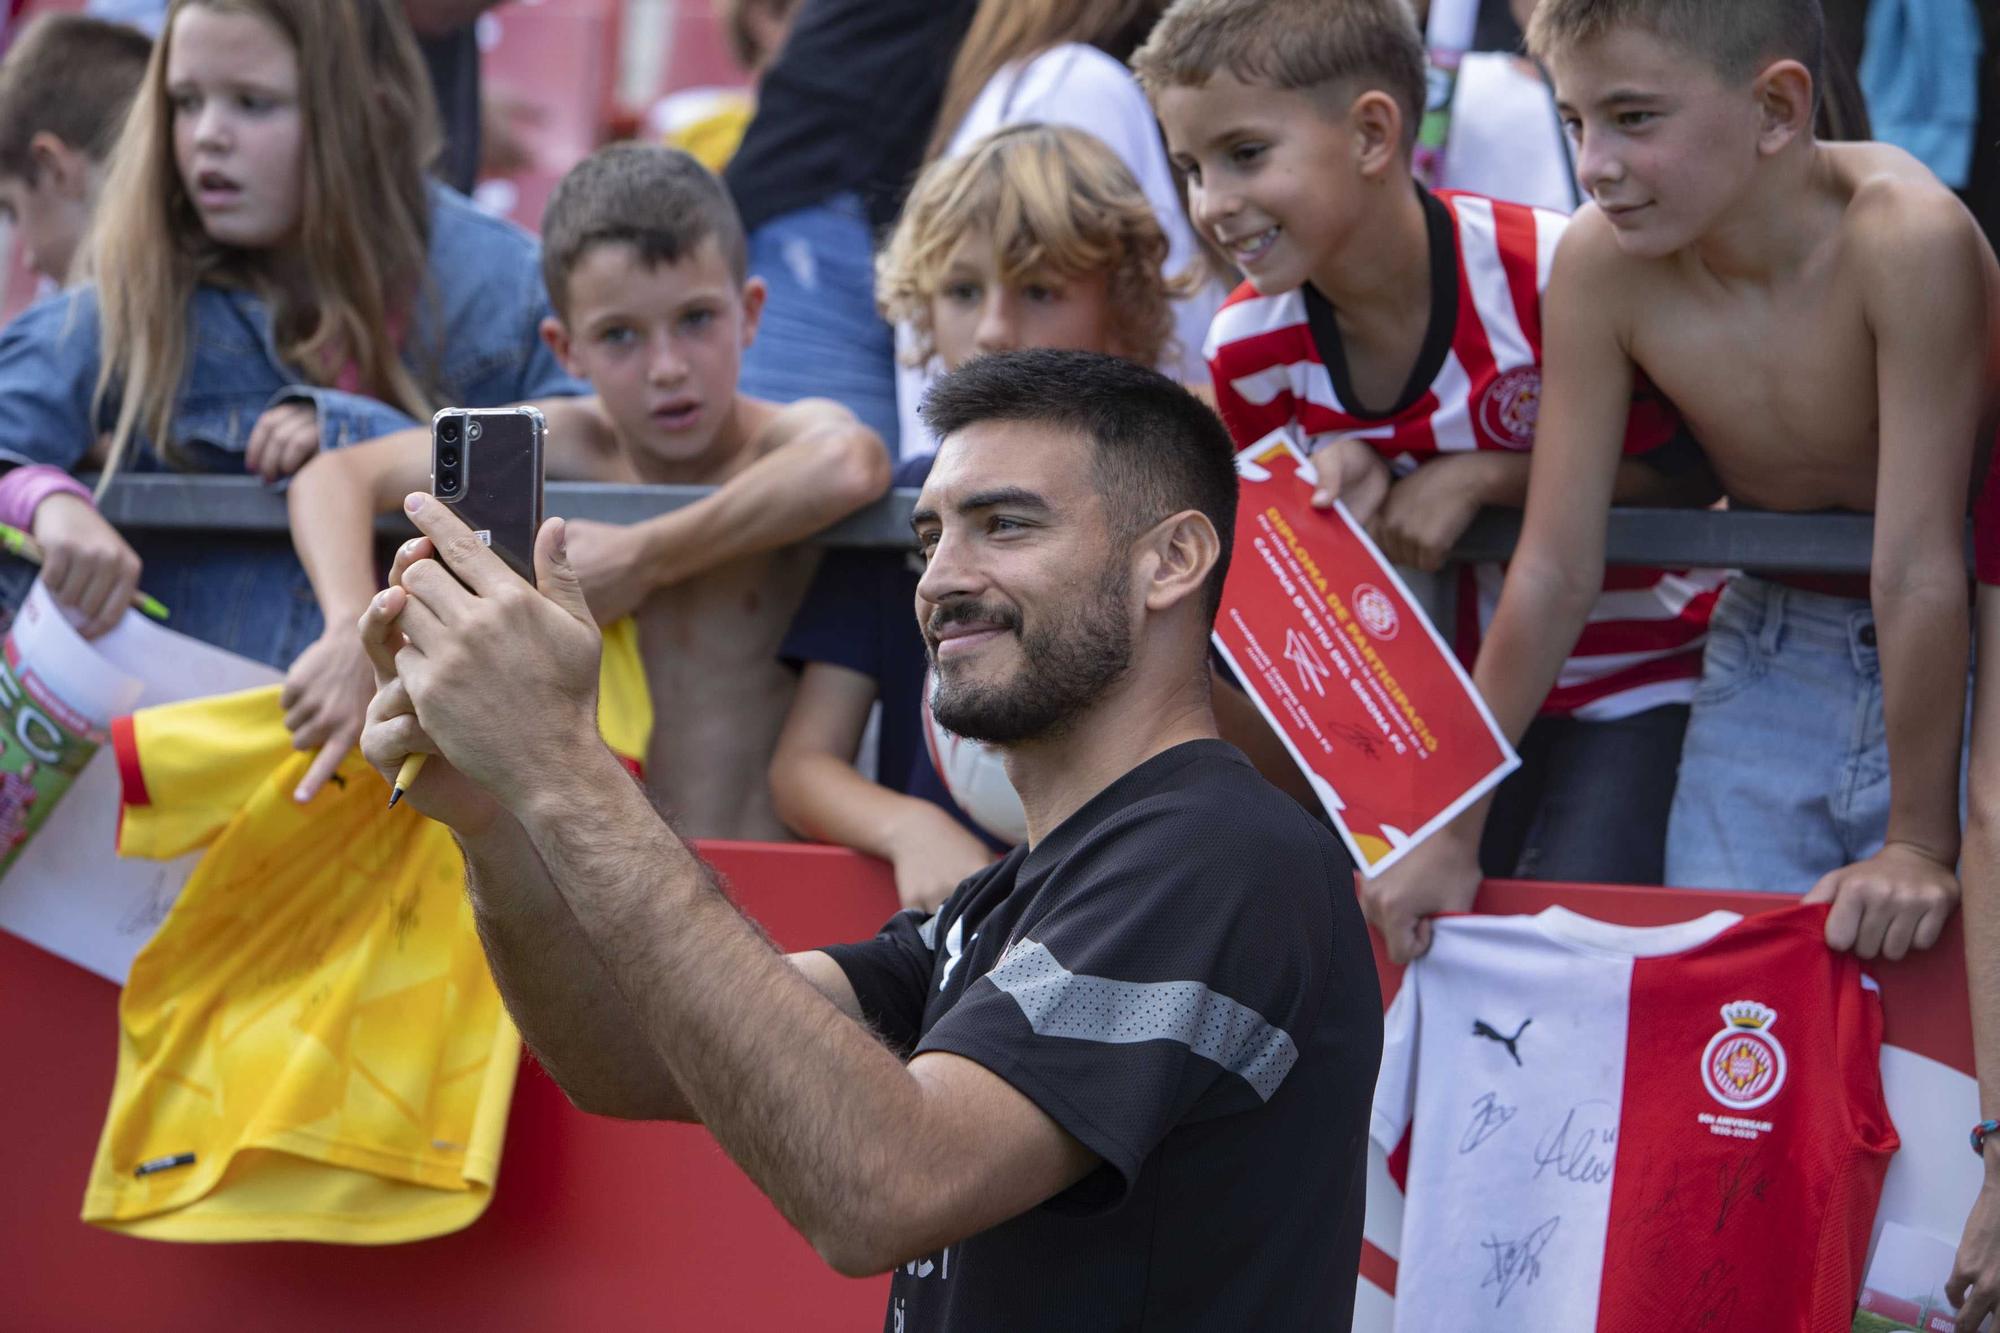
466, 420, 483, 441
438, 416, 461, 444
440, 447, 459, 469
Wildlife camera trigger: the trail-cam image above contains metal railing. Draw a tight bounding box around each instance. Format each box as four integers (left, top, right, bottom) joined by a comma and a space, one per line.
90, 474, 1934, 575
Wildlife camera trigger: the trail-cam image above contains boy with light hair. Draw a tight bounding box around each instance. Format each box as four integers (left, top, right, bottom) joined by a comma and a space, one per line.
1367, 0, 2000, 962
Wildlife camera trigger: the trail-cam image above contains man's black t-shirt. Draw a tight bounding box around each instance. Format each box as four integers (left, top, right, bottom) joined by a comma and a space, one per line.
723, 0, 977, 234
823, 740, 1382, 1331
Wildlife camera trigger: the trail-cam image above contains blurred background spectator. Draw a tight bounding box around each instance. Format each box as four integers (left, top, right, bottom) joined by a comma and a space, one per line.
722, 0, 979, 450
892, 0, 1222, 459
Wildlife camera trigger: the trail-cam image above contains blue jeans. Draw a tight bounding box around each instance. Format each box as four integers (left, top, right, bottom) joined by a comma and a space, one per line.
1479, 704, 1689, 883
1665, 576, 1968, 894
738, 193, 900, 452
0, 533, 321, 672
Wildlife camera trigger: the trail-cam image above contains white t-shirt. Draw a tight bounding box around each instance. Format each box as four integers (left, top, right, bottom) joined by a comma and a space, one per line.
1372, 904, 1896, 1330
1439, 52, 1581, 215
894, 43, 1224, 458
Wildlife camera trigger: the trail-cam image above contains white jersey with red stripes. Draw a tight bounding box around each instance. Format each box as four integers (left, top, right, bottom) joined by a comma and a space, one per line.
1203, 188, 1724, 720
1372, 904, 1896, 1331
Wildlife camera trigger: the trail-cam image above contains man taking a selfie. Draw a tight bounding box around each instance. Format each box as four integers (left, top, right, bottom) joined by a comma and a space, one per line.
357, 349, 1381, 1330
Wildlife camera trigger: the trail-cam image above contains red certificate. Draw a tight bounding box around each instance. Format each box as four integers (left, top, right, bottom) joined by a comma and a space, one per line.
1213, 431, 1518, 875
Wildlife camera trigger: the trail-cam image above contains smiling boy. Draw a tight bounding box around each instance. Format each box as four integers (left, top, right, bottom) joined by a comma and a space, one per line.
1139, 0, 1721, 892
283, 144, 889, 832
1367, 0, 2000, 962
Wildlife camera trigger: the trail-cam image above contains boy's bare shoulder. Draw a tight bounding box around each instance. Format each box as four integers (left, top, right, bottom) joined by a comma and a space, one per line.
1832, 141, 1994, 296
1545, 204, 1655, 320
544, 395, 632, 482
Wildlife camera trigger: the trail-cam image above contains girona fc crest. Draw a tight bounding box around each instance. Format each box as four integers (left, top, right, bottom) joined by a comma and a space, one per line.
1700, 1001, 1787, 1110
1354, 584, 1400, 641
1476, 365, 1541, 448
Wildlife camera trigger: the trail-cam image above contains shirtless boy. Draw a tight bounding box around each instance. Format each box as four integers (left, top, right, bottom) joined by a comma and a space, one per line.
1367, 0, 2000, 963
280, 144, 890, 835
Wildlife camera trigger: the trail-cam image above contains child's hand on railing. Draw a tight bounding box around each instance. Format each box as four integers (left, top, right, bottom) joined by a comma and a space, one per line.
246, 403, 323, 484
1306, 436, 1390, 523
1376, 454, 1504, 573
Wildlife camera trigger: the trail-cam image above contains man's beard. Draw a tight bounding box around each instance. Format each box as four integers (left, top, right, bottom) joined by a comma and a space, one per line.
927, 565, 1133, 745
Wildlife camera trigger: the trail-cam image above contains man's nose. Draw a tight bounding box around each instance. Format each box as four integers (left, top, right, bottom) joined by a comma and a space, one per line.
915, 527, 981, 609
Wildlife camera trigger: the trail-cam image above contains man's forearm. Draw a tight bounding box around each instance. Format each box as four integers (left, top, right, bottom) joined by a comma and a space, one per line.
516, 748, 942, 1260
1875, 583, 1970, 859
456, 809, 695, 1120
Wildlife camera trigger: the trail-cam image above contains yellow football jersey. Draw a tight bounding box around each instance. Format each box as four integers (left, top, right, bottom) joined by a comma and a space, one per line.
82, 620, 652, 1243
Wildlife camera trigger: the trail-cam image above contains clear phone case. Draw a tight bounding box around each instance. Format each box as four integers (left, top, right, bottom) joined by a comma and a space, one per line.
430, 406, 545, 580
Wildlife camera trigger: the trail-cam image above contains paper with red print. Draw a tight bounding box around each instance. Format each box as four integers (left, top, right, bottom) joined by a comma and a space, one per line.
1212, 430, 1517, 876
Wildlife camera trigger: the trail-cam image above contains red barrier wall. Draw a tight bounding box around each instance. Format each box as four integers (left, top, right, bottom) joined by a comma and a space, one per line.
1, 842, 898, 1333
2, 848, 1974, 1331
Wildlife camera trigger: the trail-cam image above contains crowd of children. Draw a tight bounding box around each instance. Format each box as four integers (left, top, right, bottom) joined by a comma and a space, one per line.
4, 0, 2000, 1319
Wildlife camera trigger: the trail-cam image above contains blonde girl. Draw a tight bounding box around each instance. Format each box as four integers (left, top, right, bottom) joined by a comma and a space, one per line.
893, 0, 1221, 456
770, 123, 1185, 911
0, 0, 580, 664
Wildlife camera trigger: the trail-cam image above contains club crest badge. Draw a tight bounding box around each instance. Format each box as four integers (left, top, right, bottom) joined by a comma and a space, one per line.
1700, 1001, 1786, 1110
1353, 584, 1400, 641
1476, 365, 1541, 449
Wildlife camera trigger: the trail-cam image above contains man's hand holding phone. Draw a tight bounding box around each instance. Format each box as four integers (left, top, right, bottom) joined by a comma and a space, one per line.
360, 495, 605, 827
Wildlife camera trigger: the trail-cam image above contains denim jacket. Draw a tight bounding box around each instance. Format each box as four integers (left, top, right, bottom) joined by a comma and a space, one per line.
0, 183, 587, 667
0, 181, 584, 472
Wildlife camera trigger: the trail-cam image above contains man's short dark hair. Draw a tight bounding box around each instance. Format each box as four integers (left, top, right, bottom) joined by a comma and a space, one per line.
539, 143, 749, 319
922, 349, 1239, 621
0, 15, 152, 182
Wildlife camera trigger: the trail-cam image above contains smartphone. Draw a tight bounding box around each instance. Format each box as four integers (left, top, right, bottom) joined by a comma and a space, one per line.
429, 405, 545, 581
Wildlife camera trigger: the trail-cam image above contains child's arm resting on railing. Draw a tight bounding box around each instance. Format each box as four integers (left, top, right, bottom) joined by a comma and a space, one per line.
1358, 222, 1638, 963
281, 427, 434, 801
770, 661, 991, 913
1800, 192, 1985, 959
563, 398, 891, 624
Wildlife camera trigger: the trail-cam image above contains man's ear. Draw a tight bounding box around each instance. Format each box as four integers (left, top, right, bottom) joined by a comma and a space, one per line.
739, 275, 768, 347
539, 315, 579, 377
1138, 509, 1222, 615
1752, 59, 1815, 155
1349, 89, 1406, 185
27, 132, 88, 199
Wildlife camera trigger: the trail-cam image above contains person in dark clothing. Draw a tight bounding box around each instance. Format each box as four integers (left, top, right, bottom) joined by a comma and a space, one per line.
404, 1, 506, 194
358, 349, 1382, 1332
722, 0, 979, 450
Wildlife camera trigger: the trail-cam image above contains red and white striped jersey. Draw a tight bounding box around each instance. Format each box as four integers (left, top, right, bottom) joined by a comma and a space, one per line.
1204, 189, 1724, 720
1372, 904, 1896, 1331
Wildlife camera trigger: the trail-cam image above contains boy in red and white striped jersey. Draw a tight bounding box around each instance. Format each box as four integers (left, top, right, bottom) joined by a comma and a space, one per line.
1138, 0, 1721, 889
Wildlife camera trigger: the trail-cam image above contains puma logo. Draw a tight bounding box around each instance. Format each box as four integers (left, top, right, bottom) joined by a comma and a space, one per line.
1473, 1017, 1531, 1067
